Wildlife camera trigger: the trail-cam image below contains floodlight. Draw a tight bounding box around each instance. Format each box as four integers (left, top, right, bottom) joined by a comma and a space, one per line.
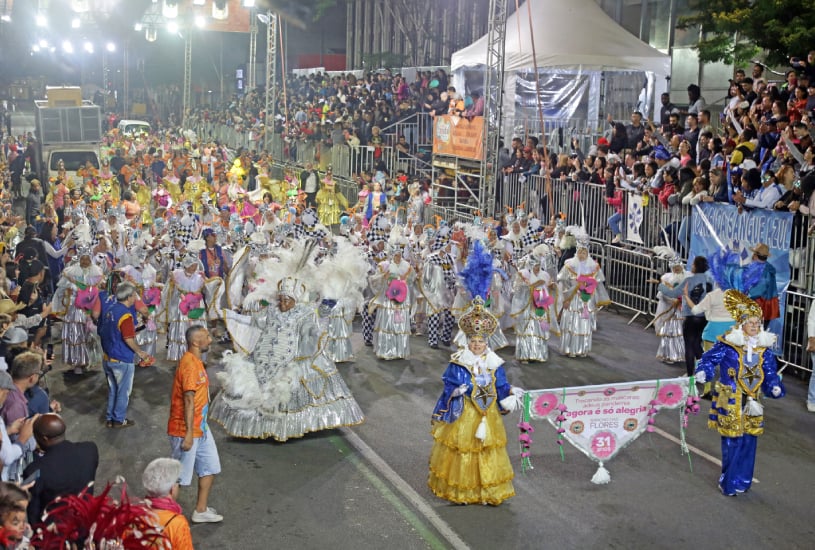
62, 41, 74, 54
106, 42, 116, 52
71, 17, 81, 29
84, 41, 94, 53
163, 0, 178, 19
195, 15, 206, 28
146, 28, 158, 42
167, 21, 179, 34
135, 23, 143, 31
35, 13, 47, 27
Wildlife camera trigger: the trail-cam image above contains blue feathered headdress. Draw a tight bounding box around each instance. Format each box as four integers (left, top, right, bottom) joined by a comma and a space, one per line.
459, 240, 493, 300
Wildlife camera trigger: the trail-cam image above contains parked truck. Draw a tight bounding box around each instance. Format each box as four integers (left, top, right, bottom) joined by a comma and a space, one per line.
33, 86, 102, 191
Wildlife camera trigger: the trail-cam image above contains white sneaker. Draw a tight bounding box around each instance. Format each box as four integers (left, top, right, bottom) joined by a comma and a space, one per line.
191, 507, 223, 523
611, 234, 621, 244
807, 402, 815, 413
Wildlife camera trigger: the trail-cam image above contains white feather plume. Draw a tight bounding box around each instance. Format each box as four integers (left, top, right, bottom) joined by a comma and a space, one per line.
315, 240, 368, 310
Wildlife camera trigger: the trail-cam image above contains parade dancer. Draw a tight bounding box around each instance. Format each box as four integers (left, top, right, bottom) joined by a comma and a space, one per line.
371, 238, 412, 360
164, 254, 206, 361
428, 261, 522, 505
653, 257, 689, 364
695, 290, 784, 496
421, 228, 457, 349
211, 274, 365, 441
557, 230, 610, 357
510, 254, 559, 363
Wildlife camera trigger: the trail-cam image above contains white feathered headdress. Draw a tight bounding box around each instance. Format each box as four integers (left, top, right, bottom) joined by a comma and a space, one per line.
244, 240, 319, 305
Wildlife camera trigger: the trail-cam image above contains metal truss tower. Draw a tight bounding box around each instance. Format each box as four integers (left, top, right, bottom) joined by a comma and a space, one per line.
479, 0, 508, 217
264, 12, 278, 152
248, 10, 258, 90
183, 34, 192, 127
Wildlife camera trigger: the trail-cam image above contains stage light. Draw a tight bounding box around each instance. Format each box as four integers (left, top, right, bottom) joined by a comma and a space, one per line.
1, 15, 11, 23
39, 39, 48, 48
146, 28, 158, 42
62, 41, 74, 54
193, 0, 206, 5
135, 22, 143, 31
71, 17, 81, 29
71, 1, 90, 13
35, 13, 47, 27
32, 45, 41, 53
195, 15, 206, 28
212, 0, 228, 20
162, 0, 178, 19
243, 0, 256, 7
84, 41, 94, 54
167, 21, 179, 34
106, 42, 116, 52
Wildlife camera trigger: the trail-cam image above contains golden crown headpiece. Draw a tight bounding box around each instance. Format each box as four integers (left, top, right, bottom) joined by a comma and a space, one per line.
458, 297, 498, 339
723, 289, 763, 322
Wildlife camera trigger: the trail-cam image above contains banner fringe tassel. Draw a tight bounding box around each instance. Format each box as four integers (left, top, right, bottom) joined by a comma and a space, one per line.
591, 462, 611, 485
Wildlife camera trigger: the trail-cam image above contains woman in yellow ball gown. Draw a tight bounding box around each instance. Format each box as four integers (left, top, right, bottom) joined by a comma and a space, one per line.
429, 244, 522, 505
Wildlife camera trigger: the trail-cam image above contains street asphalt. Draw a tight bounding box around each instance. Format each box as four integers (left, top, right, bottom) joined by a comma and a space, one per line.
43, 305, 815, 550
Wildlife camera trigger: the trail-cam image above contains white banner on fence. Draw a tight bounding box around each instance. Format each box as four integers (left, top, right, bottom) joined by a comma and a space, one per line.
524, 377, 692, 483
626, 193, 644, 244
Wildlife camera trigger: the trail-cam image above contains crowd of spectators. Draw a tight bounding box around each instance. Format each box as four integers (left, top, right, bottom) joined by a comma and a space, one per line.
496, 57, 815, 255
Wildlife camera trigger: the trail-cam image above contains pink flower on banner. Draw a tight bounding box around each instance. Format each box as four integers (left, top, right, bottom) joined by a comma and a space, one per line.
533, 393, 559, 417
143, 287, 161, 308
74, 287, 100, 311
657, 384, 684, 407
179, 293, 204, 316
532, 288, 553, 309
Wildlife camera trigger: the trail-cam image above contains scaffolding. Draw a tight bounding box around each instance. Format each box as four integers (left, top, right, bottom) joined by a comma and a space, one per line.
248, 9, 258, 90
182, 34, 192, 127
264, 12, 278, 153
478, 0, 508, 217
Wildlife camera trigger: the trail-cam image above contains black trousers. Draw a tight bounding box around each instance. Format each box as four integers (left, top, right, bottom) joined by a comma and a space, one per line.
683, 316, 707, 376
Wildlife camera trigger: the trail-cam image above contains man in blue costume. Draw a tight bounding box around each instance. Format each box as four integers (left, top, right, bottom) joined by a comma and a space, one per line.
743, 243, 778, 329
695, 290, 784, 496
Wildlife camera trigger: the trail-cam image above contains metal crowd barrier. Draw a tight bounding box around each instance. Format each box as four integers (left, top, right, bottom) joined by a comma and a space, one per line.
779, 289, 814, 378
600, 244, 658, 323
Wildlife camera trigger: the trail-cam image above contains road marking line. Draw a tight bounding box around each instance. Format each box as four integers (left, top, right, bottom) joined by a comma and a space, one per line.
337, 428, 469, 550
653, 426, 759, 483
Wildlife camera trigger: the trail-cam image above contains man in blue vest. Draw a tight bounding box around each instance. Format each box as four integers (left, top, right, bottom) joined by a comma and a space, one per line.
98, 282, 151, 428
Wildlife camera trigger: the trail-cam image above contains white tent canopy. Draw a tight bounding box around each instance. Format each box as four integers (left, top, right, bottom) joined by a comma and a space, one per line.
451, 0, 670, 78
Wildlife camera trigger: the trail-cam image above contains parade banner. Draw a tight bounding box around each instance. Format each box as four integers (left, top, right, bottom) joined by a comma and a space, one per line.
626, 192, 644, 244
432, 115, 485, 161
520, 377, 695, 483
689, 203, 792, 351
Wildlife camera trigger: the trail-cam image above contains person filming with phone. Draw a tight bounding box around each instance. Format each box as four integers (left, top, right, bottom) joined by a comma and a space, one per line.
0, 370, 37, 483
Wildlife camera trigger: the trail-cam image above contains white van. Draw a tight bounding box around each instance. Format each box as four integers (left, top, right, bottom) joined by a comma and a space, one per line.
43, 145, 100, 183
117, 119, 152, 136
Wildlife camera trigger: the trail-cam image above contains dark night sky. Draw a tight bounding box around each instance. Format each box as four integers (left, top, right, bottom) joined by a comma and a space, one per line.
0, 1, 347, 92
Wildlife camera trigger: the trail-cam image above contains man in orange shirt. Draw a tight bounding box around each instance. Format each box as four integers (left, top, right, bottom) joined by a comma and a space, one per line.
167, 325, 222, 524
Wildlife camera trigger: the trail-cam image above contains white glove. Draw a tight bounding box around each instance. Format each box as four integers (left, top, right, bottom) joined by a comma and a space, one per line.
695, 371, 707, 384
451, 384, 469, 397
499, 394, 521, 412
771, 386, 782, 397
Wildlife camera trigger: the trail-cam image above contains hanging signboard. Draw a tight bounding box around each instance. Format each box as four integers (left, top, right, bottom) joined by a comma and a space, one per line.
432, 115, 484, 161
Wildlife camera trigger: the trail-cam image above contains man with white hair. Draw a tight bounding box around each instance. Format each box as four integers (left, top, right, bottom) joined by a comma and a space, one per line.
142, 457, 194, 548
98, 282, 151, 428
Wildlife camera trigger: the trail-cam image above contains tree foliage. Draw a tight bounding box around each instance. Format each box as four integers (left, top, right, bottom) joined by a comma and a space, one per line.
678, 0, 815, 65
